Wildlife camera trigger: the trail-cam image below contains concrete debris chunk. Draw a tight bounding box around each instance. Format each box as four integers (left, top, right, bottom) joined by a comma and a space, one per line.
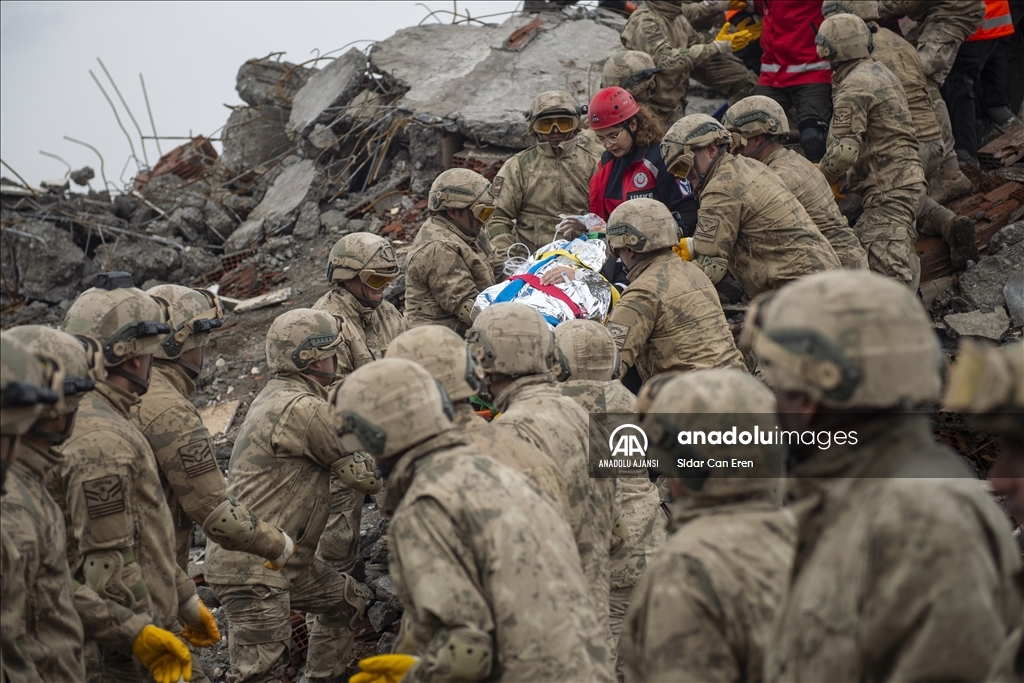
1004, 272, 1024, 328
222, 158, 321, 252
287, 48, 366, 137
69, 166, 94, 186
0, 220, 88, 303
236, 58, 314, 109
221, 106, 292, 174
958, 222, 1024, 313
943, 308, 1010, 340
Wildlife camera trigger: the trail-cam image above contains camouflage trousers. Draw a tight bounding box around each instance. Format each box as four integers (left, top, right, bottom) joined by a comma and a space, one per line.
609, 585, 635, 683
855, 183, 926, 290
211, 559, 361, 683
315, 477, 363, 575
913, 21, 982, 86
692, 54, 757, 105
85, 639, 211, 683
917, 138, 956, 240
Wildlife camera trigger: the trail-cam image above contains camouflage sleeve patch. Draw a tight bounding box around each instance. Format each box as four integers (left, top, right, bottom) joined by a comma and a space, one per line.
607, 322, 631, 350
694, 216, 720, 242
178, 440, 218, 478
83, 475, 126, 519
832, 106, 853, 131
490, 176, 504, 197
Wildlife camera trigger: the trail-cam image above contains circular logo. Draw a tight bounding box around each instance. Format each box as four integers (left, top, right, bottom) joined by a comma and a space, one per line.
633, 171, 649, 188
609, 423, 648, 458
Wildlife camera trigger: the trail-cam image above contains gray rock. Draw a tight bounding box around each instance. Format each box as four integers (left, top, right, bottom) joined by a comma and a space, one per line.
236, 58, 314, 108
223, 159, 322, 252
1004, 271, 1024, 328
93, 239, 182, 285
293, 201, 321, 240
221, 106, 293, 175
288, 49, 366, 137
308, 123, 338, 150
320, 209, 350, 234
377, 632, 398, 654
203, 200, 236, 243
70, 166, 95, 186
0, 220, 88, 303
196, 585, 220, 609
989, 219, 1024, 253
367, 574, 402, 632
959, 235, 1024, 312
944, 308, 1010, 340
168, 206, 205, 242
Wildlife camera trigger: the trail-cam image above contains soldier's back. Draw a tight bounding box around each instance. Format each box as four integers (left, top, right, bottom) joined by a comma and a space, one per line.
871, 27, 941, 143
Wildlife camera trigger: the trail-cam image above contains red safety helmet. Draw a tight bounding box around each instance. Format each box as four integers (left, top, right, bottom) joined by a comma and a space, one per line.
588, 87, 640, 130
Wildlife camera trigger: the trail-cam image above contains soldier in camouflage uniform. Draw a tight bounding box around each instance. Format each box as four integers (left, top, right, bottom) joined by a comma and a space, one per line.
944, 340, 1024, 683
405, 168, 496, 335
736, 270, 1022, 681
205, 309, 373, 683
484, 92, 603, 257
724, 96, 869, 270
335, 359, 615, 683
821, 1, 979, 268
552, 320, 667, 680
135, 285, 292, 573
385, 324, 570, 515
312, 233, 406, 587
602, 51, 661, 105
603, 199, 746, 380
466, 303, 617, 645
622, 369, 795, 683
621, 0, 757, 124
2, 327, 193, 683
662, 114, 841, 297
814, 13, 927, 289
50, 278, 218, 682
0, 334, 52, 488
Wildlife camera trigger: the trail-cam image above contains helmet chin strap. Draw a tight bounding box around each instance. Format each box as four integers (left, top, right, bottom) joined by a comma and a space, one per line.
29, 418, 74, 445
353, 281, 383, 310
303, 367, 337, 381
176, 357, 202, 380
107, 365, 151, 395
693, 148, 722, 192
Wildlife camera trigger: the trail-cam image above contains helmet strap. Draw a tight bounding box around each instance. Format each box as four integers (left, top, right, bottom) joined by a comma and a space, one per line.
304, 367, 337, 381
107, 365, 151, 395
176, 357, 202, 380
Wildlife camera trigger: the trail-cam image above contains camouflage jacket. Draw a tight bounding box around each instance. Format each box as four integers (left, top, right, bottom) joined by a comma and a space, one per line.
822, 59, 925, 201
870, 26, 941, 143
452, 403, 570, 518
878, 0, 983, 24
606, 251, 746, 380
204, 372, 347, 589
693, 153, 841, 297
621, 0, 729, 121
623, 491, 796, 682
312, 286, 406, 377
388, 430, 615, 683
760, 146, 868, 270
405, 214, 495, 336
765, 415, 1023, 681
493, 374, 616, 640
485, 135, 603, 254
50, 381, 193, 629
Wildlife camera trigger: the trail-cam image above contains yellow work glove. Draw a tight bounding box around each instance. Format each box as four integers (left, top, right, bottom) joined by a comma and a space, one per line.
735, 16, 763, 42
132, 625, 192, 683
264, 531, 296, 571
715, 22, 755, 52
673, 237, 695, 262
350, 654, 419, 683
178, 595, 221, 648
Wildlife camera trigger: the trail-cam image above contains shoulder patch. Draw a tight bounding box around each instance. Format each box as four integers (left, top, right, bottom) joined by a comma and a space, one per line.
178, 440, 218, 478
833, 106, 853, 129
694, 216, 720, 242
607, 322, 631, 350
491, 176, 504, 197
83, 475, 126, 519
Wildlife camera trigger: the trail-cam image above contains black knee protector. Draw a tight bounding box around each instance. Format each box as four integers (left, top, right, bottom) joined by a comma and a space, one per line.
798, 121, 828, 162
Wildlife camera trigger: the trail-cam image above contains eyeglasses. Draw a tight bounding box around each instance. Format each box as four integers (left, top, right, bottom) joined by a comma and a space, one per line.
534, 116, 578, 135
596, 128, 625, 146
471, 203, 494, 223
359, 271, 396, 291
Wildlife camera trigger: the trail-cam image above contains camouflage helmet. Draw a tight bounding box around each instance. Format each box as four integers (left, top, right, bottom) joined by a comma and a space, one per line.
326, 232, 400, 284
428, 168, 493, 213
334, 358, 454, 462
63, 284, 171, 367
815, 13, 873, 65
601, 51, 659, 96
466, 303, 557, 378
0, 333, 57, 436
5, 326, 99, 420
944, 340, 1023, 438
661, 114, 733, 178
554, 320, 620, 382
635, 371, 683, 416
385, 325, 483, 402
527, 91, 583, 121
821, 0, 879, 20
642, 369, 784, 496
724, 95, 790, 138
146, 285, 223, 360
265, 308, 346, 375
738, 270, 942, 409
606, 198, 681, 254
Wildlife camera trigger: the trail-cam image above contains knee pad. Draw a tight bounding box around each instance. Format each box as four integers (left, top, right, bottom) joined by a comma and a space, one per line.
798, 123, 828, 162
204, 498, 258, 551
317, 574, 367, 630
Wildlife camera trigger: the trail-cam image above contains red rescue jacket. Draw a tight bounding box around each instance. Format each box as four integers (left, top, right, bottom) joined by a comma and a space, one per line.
589, 144, 696, 233
756, 0, 832, 88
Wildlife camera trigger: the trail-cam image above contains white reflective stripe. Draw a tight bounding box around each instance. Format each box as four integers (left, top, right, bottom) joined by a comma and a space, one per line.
761, 63, 782, 72
787, 60, 832, 73
641, 158, 660, 179
981, 13, 1012, 29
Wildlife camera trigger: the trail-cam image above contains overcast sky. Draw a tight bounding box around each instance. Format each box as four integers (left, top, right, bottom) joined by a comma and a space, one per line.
0, 1, 522, 189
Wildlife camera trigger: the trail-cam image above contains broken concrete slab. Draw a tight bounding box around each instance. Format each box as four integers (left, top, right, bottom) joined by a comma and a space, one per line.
944, 308, 1010, 340
198, 400, 241, 436
293, 201, 321, 240
370, 15, 618, 150
1004, 271, 1024, 328
287, 48, 365, 137
93, 239, 182, 286
221, 106, 293, 174
0, 220, 88, 303
236, 58, 314, 109
222, 158, 322, 252
231, 286, 292, 313
958, 227, 1024, 312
